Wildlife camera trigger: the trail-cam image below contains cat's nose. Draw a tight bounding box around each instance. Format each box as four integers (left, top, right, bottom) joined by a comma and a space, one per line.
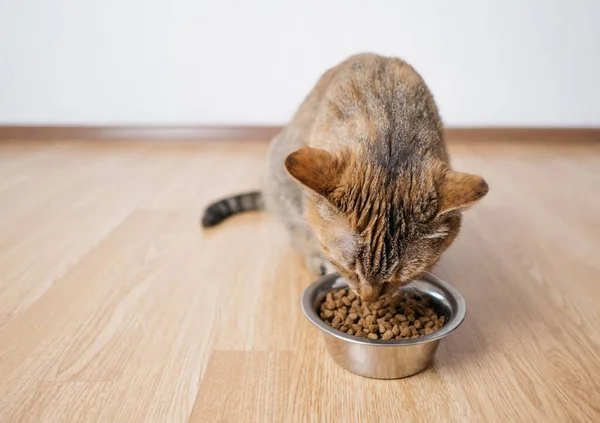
359, 285, 382, 302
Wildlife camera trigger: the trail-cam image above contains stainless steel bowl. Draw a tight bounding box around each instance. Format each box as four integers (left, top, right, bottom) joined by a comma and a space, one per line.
301, 273, 466, 379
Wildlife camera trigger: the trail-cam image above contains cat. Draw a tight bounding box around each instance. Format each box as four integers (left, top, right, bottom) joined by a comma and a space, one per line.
202, 53, 488, 301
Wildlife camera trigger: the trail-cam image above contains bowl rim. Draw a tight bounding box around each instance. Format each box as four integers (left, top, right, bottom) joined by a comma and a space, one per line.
301, 272, 466, 347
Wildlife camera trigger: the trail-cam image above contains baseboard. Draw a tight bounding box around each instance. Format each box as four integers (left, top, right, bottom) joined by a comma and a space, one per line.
443, 127, 600, 143
0, 125, 599, 143
0, 125, 282, 141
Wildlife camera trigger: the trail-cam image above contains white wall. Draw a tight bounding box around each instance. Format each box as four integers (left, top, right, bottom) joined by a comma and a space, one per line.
1, 0, 599, 126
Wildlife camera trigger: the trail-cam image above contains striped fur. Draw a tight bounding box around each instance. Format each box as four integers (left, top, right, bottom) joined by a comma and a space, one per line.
276, 54, 488, 300
201, 191, 263, 227
203, 53, 488, 300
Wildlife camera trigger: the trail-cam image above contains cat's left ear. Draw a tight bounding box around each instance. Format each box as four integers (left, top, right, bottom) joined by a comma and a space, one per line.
438, 170, 489, 215
284, 147, 346, 198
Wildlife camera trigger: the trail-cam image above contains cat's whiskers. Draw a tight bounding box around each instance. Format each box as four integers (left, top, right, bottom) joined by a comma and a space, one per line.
411, 280, 430, 296
413, 275, 433, 290
411, 278, 427, 288
407, 284, 426, 303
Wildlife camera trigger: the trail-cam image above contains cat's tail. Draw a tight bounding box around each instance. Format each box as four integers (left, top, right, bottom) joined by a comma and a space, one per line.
201, 191, 264, 227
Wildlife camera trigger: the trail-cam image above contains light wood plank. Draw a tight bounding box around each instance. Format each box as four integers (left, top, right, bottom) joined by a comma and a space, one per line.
0, 140, 599, 422
189, 351, 292, 422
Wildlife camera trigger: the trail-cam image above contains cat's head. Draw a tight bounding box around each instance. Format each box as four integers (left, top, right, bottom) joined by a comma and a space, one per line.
285, 146, 488, 301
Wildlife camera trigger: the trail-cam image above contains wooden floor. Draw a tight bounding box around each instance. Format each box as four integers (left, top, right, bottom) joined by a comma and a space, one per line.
0, 139, 599, 422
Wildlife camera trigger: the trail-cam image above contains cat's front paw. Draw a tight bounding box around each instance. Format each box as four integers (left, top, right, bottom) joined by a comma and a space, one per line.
306, 255, 336, 276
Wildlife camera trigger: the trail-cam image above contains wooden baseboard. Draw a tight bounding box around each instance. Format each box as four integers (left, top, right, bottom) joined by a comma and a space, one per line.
0, 125, 599, 143
0, 125, 282, 141
444, 127, 600, 143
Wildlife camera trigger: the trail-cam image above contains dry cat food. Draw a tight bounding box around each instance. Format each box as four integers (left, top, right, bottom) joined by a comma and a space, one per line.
319, 289, 446, 340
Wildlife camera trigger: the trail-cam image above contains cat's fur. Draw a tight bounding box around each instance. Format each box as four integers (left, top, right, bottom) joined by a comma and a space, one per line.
203, 53, 488, 300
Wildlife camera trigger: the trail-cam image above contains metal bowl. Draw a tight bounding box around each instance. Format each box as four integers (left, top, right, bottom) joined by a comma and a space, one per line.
301, 273, 466, 379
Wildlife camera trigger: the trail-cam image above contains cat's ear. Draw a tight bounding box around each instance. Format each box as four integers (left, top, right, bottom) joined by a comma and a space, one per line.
284, 147, 345, 198
438, 170, 489, 215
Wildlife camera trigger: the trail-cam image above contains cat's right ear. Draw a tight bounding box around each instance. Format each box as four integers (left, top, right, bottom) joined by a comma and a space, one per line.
284, 147, 345, 198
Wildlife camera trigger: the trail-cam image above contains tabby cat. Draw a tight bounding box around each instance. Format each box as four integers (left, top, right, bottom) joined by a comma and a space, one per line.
202, 53, 488, 301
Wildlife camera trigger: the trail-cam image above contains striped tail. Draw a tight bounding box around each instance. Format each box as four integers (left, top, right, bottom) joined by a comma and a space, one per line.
201, 191, 264, 227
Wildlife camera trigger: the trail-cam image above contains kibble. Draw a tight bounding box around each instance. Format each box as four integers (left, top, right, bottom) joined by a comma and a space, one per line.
318, 288, 446, 340
382, 330, 394, 340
